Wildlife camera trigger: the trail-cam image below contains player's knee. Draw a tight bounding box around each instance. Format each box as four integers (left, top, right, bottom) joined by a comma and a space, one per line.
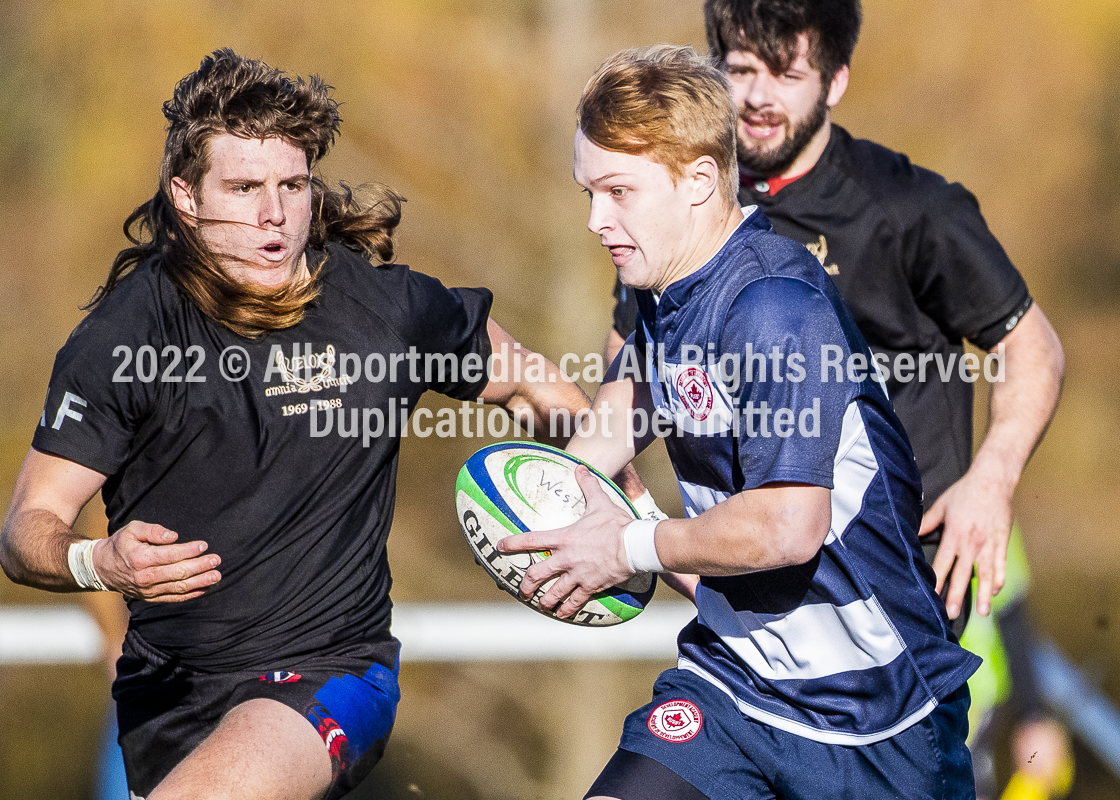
147, 699, 332, 800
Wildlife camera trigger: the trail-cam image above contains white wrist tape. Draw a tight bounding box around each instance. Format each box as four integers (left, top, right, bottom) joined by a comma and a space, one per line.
630, 489, 669, 521
624, 519, 664, 573
68, 539, 108, 591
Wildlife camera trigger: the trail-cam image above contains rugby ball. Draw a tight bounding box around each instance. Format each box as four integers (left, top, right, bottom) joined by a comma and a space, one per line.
455, 441, 656, 626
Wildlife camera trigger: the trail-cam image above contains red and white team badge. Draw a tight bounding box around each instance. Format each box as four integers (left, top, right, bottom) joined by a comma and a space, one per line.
648, 699, 703, 742
675, 367, 714, 421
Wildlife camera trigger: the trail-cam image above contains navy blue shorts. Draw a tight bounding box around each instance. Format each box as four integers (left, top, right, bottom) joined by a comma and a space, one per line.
114, 630, 401, 800
589, 667, 975, 800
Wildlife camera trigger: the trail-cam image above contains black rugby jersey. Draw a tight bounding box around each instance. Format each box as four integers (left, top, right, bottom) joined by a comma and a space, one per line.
34, 242, 492, 671
613, 125, 1029, 508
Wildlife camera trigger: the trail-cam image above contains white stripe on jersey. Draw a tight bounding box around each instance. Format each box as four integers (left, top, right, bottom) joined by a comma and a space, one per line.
677, 656, 938, 746
678, 479, 732, 518
825, 401, 880, 545
695, 591, 906, 681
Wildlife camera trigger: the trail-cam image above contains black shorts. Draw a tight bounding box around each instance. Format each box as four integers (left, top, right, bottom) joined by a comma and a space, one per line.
587, 750, 709, 800
587, 669, 974, 800
114, 629, 401, 800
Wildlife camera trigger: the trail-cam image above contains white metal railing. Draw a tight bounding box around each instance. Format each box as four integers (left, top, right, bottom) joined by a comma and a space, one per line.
0, 602, 696, 664
3, 602, 1117, 781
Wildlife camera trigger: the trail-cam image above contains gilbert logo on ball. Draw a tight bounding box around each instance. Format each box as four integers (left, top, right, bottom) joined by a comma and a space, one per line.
648, 700, 703, 743
455, 441, 656, 626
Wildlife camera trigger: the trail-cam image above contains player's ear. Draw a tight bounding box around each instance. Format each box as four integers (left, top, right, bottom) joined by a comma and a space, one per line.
687, 155, 720, 206
170, 177, 199, 226
826, 64, 850, 109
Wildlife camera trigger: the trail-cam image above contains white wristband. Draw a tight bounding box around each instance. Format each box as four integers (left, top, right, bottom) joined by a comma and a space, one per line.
624, 519, 664, 573
68, 539, 108, 592
630, 489, 668, 521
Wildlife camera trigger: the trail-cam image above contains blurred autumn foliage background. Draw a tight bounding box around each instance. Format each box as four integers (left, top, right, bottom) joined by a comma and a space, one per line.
2, 1, 1120, 798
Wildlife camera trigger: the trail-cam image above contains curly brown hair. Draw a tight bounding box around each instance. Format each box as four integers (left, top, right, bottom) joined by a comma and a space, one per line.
89, 49, 402, 339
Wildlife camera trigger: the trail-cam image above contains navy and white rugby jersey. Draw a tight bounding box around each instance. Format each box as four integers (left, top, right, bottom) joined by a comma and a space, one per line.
626, 208, 980, 744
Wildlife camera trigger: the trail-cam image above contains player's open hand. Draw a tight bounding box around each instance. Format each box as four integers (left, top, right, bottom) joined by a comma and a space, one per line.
919, 470, 1012, 619
497, 466, 633, 619
92, 522, 221, 602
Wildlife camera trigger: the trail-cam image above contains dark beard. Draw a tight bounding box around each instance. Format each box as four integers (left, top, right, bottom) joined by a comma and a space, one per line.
737, 91, 829, 178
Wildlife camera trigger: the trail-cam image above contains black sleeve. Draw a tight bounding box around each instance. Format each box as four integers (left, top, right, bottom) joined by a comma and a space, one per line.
31, 280, 161, 475
973, 295, 1033, 351
909, 181, 1031, 351
611, 277, 639, 340
406, 272, 493, 399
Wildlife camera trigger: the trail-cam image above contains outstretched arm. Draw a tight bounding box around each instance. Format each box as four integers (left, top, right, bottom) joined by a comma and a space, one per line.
478, 318, 590, 449
482, 323, 696, 605
500, 467, 830, 619
479, 318, 652, 500
920, 303, 1064, 618
566, 369, 703, 603
0, 449, 222, 602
